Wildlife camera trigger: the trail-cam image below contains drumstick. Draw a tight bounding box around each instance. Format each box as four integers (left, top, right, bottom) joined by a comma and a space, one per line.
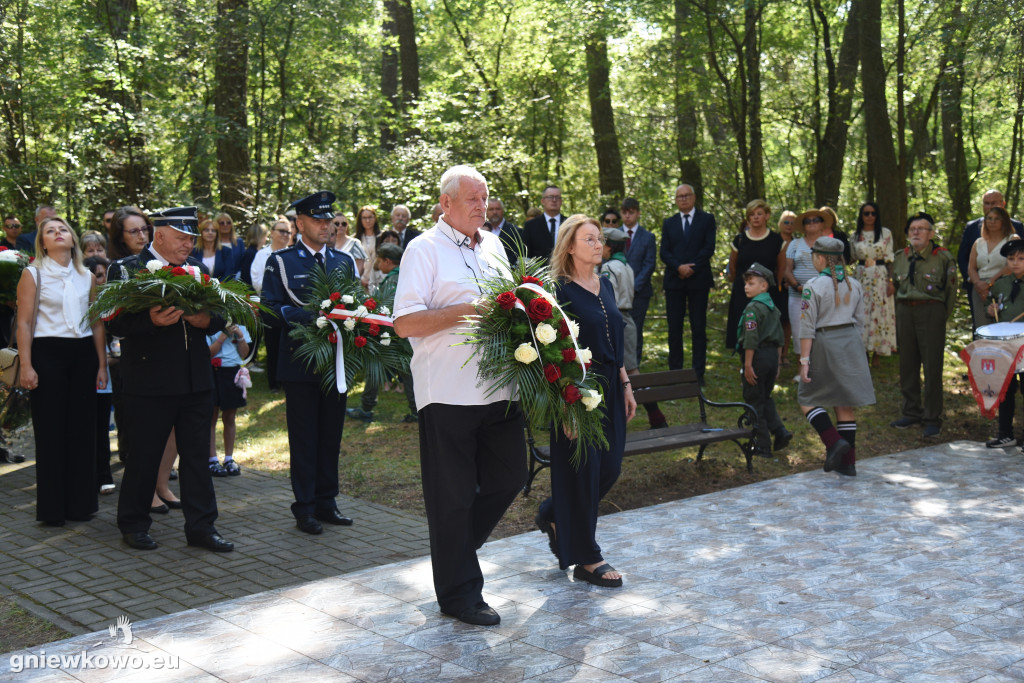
1012, 311, 1024, 323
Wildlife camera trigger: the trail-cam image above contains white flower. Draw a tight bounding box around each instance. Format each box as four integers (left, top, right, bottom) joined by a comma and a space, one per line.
321, 299, 333, 309
567, 319, 580, 339
316, 316, 329, 329
513, 343, 539, 364
354, 305, 369, 318
0, 250, 21, 262
581, 389, 601, 411
378, 305, 390, 316
577, 347, 592, 365
535, 323, 557, 345
380, 332, 391, 346
342, 294, 355, 304
145, 260, 163, 273
343, 318, 356, 331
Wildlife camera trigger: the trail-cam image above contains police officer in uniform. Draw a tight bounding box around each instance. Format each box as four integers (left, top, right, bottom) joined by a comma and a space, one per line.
108, 206, 233, 552
261, 191, 357, 534
890, 211, 957, 438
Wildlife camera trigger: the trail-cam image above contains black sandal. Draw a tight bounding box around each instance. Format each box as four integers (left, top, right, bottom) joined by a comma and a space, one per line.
573, 563, 623, 588
534, 512, 558, 559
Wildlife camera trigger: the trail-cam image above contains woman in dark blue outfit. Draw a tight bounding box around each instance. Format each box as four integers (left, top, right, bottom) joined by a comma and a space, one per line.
536, 214, 637, 587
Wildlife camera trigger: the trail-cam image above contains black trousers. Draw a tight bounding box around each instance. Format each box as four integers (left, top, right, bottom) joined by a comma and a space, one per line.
95, 393, 113, 486
264, 326, 281, 390
418, 401, 525, 614
664, 286, 710, 380
630, 293, 651, 367
283, 382, 346, 517
30, 337, 98, 523
997, 374, 1023, 438
741, 347, 784, 450
117, 391, 219, 536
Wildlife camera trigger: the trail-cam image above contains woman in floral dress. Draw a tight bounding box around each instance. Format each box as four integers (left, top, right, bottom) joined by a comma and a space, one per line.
850, 202, 896, 365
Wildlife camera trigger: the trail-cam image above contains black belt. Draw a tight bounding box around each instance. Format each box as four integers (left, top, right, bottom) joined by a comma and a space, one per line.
898, 299, 942, 306
816, 323, 855, 332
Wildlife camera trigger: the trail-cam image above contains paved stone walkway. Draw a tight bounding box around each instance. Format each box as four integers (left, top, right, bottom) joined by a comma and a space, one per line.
4, 440, 1024, 681
0, 427, 430, 636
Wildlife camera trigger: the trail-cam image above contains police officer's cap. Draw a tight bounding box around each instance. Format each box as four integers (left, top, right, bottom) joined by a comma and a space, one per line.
602, 228, 628, 245
743, 262, 776, 288
812, 236, 845, 256
905, 211, 935, 233
1000, 239, 1024, 257
150, 206, 199, 236
289, 191, 336, 220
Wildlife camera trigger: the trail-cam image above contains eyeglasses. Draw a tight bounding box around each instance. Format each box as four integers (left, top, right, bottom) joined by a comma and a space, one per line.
675, 193, 694, 199
576, 236, 605, 247
781, 220, 792, 224
908, 226, 932, 233
218, 220, 232, 226
602, 218, 619, 225
861, 211, 876, 216
3, 223, 20, 229
124, 228, 147, 237
984, 216, 1002, 222
803, 217, 824, 225
542, 195, 562, 201
273, 228, 290, 235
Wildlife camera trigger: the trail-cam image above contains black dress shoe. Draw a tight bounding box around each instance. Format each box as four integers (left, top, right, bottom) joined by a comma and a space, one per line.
122, 532, 157, 550
823, 439, 851, 472
296, 515, 323, 535
443, 603, 500, 626
150, 503, 169, 514
158, 495, 182, 510
186, 533, 234, 552
315, 509, 353, 526
773, 430, 794, 452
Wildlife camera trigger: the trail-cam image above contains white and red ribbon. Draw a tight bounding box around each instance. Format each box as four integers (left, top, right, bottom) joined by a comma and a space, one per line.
321, 307, 399, 393
513, 282, 587, 383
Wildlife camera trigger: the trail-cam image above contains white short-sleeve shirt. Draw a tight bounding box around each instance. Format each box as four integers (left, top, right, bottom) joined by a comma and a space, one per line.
393, 219, 513, 410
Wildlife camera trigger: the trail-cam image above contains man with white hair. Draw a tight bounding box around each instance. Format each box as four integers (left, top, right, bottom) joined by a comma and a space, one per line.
391, 204, 420, 248
393, 165, 526, 626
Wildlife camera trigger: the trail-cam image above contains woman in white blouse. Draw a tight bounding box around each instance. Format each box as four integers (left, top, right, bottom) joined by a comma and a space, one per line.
17, 217, 107, 526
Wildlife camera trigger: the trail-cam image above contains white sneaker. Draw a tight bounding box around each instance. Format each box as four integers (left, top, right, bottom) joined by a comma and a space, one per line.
100, 484, 116, 495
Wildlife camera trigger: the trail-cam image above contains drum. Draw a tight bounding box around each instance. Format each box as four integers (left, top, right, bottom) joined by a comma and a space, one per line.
977, 322, 1024, 340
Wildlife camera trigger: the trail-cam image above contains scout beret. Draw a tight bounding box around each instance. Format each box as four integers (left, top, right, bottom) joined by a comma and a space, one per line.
743, 262, 776, 288
905, 211, 936, 233
812, 236, 845, 256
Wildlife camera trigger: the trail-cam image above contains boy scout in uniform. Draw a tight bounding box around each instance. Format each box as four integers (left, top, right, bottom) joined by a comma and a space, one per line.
738, 263, 792, 454
983, 239, 1024, 447
890, 211, 957, 438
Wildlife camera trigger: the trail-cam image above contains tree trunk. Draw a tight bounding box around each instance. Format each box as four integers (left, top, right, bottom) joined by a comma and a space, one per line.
744, 0, 764, 201
1007, 29, 1024, 215
214, 0, 251, 217
813, 0, 861, 207
938, 2, 971, 235
395, 0, 419, 108
860, 0, 903, 243
585, 29, 624, 201
674, 0, 703, 202
380, 0, 400, 150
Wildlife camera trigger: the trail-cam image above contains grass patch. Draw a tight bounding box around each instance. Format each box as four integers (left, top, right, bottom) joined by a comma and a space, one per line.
0, 597, 70, 654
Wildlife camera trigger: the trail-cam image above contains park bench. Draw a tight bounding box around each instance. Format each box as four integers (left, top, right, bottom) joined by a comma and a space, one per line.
523, 368, 758, 494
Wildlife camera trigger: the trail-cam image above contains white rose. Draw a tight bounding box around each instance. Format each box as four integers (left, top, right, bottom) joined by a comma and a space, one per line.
342, 294, 355, 304
0, 250, 20, 262
567, 319, 580, 339
535, 323, 557, 345
378, 305, 390, 316
145, 260, 163, 273
513, 343, 539, 364
354, 305, 369, 318
316, 316, 329, 329
343, 318, 356, 331
581, 389, 601, 411
321, 299, 333, 309
380, 332, 391, 346
577, 348, 592, 365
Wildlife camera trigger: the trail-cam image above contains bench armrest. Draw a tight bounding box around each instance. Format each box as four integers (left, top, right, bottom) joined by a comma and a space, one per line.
700, 396, 758, 432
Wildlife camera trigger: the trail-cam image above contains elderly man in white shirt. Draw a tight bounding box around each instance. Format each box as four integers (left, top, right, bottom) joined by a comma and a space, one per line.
393, 165, 526, 627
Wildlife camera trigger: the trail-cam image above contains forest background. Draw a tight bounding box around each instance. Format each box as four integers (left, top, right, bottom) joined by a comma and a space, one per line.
1, 0, 1023, 250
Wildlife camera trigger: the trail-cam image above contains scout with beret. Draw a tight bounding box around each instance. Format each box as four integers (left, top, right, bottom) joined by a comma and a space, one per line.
260, 191, 358, 535
981, 238, 1024, 448
797, 237, 875, 476
890, 211, 957, 438
601, 227, 638, 374
737, 262, 792, 456
107, 206, 235, 552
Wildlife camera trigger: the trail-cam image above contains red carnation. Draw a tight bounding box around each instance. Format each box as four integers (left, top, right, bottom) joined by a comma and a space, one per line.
527, 298, 553, 322
544, 363, 561, 383
522, 275, 542, 285
329, 292, 341, 301
558, 318, 570, 338
354, 336, 367, 348
202, 273, 211, 283
328, 332, 338, 344
496, 291, 517, 310
211, 358, 222, 367
364, 298, 378, 312
368, 324, 380, 336
585, 361, 592, 369
171, 267, 187, 276
563, 384, 582, 404
0, 246, 7, 252
561, 348, 576, 363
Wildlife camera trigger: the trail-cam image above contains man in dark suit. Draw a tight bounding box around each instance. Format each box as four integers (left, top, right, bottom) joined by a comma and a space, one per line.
485, 198, 524, 268
957, 189, 1024, 322
660, 183, 717, 383
108, 206, 233, 552
262, 191, 358, 535
391, 204, 421, 248
522, 185, 566, 260
620, 198, 656, 364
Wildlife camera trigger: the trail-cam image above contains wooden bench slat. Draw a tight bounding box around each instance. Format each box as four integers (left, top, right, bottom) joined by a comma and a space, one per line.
629, 369, 697, 389
632, 384, 702, 403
